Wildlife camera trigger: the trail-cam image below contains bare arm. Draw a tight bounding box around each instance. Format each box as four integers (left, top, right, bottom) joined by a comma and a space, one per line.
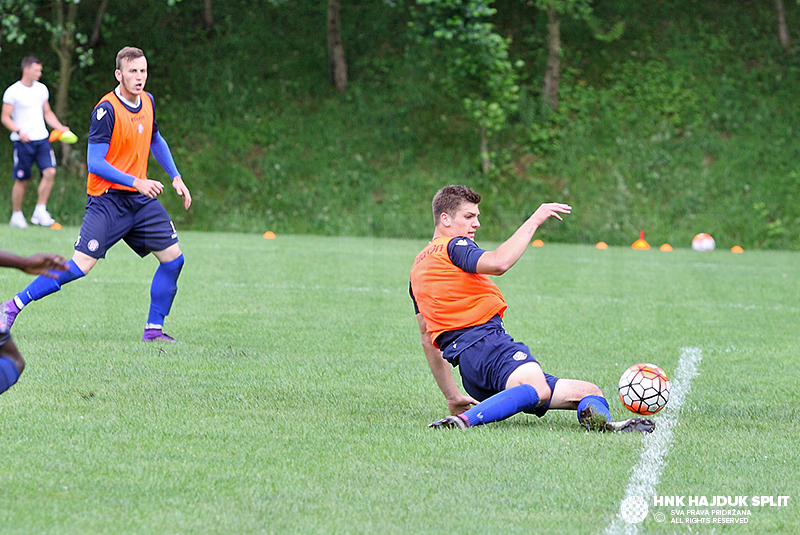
476, 202, 571, 275
42, 101, 67, 132
416, 313, 478, 415
0, 251, 67, 277
1, 103, 20, 138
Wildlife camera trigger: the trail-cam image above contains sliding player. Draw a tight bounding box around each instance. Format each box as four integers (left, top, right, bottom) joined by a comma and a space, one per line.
410, 185, 654, 432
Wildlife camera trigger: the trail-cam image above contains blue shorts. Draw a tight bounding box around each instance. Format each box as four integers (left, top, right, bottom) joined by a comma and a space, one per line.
12, 140, 56, 180
74, 191, 178, 259
454, 328, 559, 417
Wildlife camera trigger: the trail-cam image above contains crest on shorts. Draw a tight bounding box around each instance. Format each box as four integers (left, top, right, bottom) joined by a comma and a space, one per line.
512, 351, 527, 361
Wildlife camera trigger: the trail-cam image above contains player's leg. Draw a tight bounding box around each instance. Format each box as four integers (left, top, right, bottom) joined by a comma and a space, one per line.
144, 244, 184, 341
31, 142, 57, 226
1, 251, 92, 330
0, 194, 119, 330
431, 336, 548, 428
10, 180, 29, 228
126, 197, 183, 342
10, 142, 32, 228
550, 378, 655, 433
0, 332, 23, 396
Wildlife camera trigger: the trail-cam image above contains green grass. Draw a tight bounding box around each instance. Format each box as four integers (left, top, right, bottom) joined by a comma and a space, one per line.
1, 226, 799, 534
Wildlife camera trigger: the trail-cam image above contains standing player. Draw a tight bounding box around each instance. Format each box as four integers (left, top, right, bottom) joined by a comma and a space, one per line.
0, 250, 67, 396
2, 56, 70, 228
410, 185, 655, 432
1, 46, 192, 342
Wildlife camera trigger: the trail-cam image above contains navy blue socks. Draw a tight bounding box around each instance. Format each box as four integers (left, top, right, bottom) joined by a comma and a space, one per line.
147, 254, 184, 326
461, 384, 541, 426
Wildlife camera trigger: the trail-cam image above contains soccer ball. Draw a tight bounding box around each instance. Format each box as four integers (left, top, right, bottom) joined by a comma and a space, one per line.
691, 233, 715, 252
618, 363, 670, 415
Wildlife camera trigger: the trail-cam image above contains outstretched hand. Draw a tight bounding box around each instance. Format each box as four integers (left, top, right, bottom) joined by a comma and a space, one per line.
530, 202, 572, 227
21, 254, 68, 277
448, 393, 479, 416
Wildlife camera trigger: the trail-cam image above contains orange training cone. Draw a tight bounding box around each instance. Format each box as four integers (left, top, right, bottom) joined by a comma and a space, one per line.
263, 231, 276, 239
531, 239, 544, 247
631, 230, 650, 250
731, 245, 744, 253
659, 243, 673, 251
596, 242, 608, 249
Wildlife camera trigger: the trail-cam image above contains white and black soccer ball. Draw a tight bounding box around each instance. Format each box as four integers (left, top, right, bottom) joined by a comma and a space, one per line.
691, 233, 715, 252
618, 363, 670, 415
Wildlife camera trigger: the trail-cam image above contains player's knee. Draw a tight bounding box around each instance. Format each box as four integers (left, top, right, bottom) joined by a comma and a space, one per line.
585, 382, 603, 398
536, 383, 552, 404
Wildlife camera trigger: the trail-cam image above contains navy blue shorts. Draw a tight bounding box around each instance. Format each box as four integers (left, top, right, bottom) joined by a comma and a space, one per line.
74, 191, 178, 259
12, 140, 56, 180
456, 329, 559, 417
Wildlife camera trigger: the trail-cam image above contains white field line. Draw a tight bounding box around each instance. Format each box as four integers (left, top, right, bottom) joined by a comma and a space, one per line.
603, 347, 703, 535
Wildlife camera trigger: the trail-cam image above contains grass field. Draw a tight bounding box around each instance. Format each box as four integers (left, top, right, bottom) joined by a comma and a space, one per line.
1, 226, 798, 535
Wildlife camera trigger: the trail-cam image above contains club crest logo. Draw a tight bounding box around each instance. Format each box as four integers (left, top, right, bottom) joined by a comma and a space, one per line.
620, 495, 649, 524
88, 239, 99, 252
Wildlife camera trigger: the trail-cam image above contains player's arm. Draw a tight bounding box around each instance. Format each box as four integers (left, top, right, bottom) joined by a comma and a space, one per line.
475, 202, 571, 275
1, 102, 27, 142
416, 313, 478, 415
87, 142, 163, 198
151, 131, 191, 210
42, 101, 67, 133
0, 251, 67, 277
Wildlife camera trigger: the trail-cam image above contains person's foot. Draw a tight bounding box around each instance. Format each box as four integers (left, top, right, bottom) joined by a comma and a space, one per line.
9, 212, 28, 228
142, 328, 179, 342
0, 299, 21, 331
579, 405, 655, 434
31, 208, 55, 226
607, 418, 656, 434
428, 415, 470, 429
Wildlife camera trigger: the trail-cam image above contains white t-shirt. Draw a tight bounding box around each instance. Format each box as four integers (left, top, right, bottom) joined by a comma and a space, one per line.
2, 80, 50, 142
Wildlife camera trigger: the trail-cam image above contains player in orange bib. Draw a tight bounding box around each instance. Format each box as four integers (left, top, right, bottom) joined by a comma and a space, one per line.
1, 47, 191, 342
410, 185, 655, 432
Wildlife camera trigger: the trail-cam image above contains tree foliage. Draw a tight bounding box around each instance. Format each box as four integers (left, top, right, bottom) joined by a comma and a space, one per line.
409, 0, 521, 172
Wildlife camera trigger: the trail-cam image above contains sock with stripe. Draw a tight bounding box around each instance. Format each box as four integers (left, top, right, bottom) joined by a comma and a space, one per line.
16, 259, 86, 306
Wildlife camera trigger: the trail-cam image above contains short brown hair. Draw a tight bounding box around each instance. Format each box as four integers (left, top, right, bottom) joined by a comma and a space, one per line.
432, 185, 481, 226
21, 56, 41, 71
116, 46, 145, 70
